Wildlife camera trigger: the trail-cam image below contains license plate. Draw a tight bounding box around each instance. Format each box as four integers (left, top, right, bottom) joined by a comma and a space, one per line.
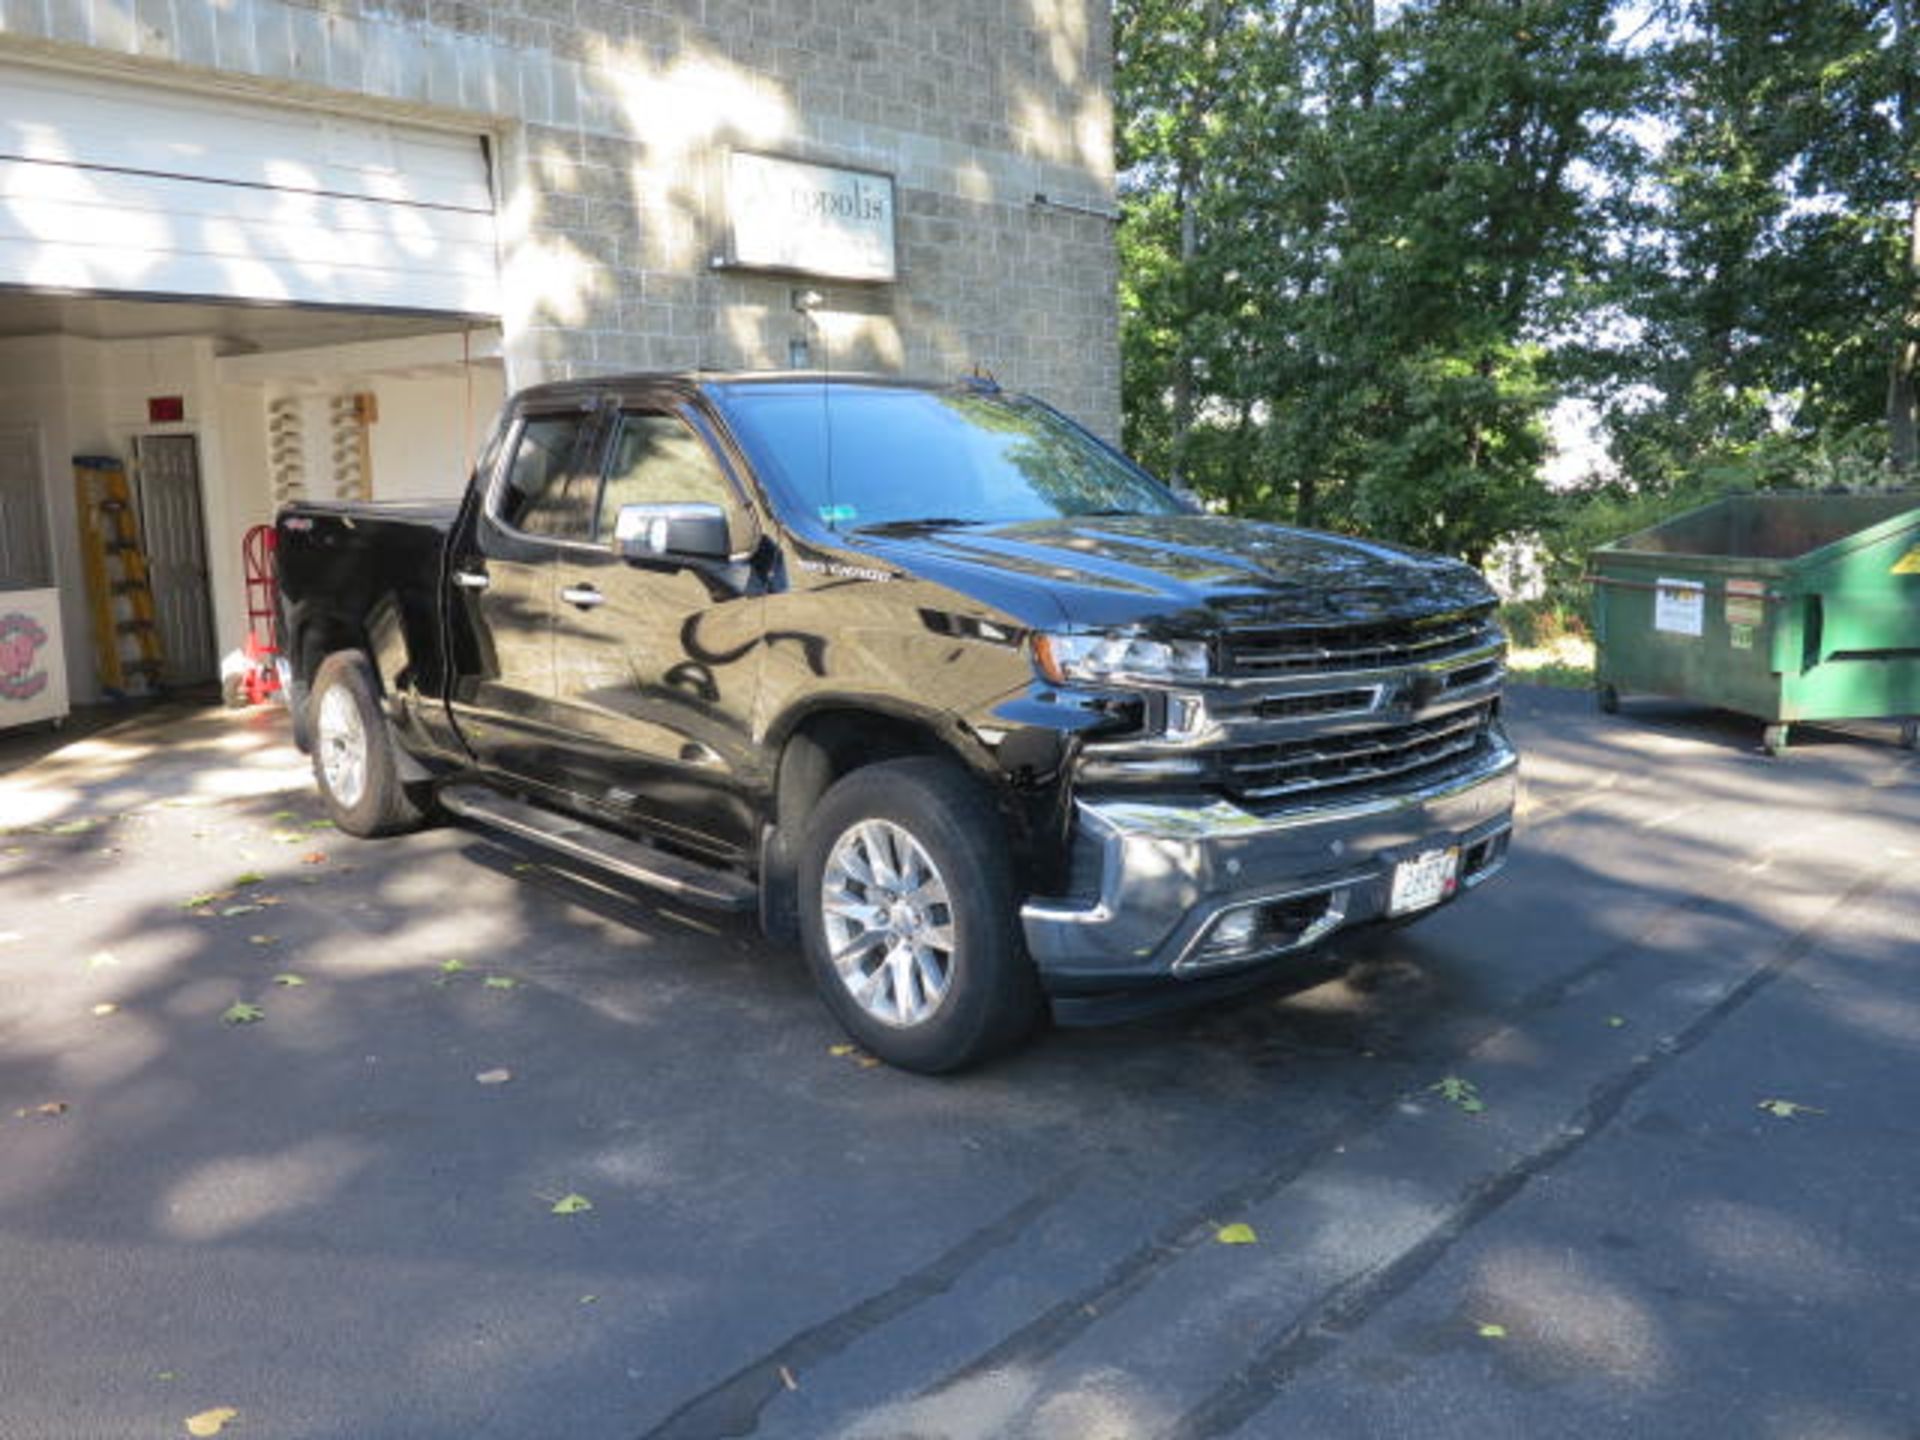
1389, 847, 1461, 915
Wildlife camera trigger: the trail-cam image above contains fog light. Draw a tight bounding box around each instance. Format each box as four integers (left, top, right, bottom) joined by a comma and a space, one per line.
1209, 908, 1260, 953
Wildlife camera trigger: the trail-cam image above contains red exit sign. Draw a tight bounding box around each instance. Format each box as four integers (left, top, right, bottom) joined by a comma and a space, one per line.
147, 395, 185, 424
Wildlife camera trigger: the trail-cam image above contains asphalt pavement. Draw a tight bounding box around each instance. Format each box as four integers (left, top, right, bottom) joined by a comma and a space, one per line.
0, 687, 1914, 1440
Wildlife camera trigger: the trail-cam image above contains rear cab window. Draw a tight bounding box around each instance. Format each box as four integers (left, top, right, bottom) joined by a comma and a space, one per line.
492, 412, 597, 543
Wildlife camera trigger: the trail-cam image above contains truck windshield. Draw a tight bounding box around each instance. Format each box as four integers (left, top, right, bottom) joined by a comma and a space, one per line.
713, 385, 1187, 530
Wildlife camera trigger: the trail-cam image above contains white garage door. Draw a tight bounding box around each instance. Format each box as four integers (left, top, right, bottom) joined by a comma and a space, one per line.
0, 64, 499, 316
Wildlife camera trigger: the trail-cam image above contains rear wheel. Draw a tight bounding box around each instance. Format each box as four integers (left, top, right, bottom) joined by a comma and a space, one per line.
309, 651, 430, 837
798, 759, 1040, 1073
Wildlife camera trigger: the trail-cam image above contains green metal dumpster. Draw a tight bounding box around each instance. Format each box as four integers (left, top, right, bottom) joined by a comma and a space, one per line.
1589, 493, 1920, 753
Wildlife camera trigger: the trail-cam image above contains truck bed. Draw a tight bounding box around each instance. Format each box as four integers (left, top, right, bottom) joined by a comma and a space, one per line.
276, 498, 460, 734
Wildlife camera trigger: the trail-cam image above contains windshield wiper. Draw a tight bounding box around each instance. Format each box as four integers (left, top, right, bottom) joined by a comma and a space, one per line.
849, 516, 991, 534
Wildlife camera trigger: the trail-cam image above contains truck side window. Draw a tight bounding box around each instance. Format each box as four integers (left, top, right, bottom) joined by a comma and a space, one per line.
597, 413, 737, 542
496, 413, 594, 541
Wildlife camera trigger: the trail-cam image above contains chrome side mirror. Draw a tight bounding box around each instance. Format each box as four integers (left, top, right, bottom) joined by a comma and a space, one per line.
614, 502, 730, 562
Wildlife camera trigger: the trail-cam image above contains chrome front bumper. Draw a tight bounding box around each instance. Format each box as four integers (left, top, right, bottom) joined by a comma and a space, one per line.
1021, 731, 1519, 992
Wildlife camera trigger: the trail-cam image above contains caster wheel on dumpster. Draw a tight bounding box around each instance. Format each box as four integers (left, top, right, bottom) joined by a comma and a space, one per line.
1762, 723, 1791, 757
1596, 684, 1620, 715
1900, 719, 1919, 751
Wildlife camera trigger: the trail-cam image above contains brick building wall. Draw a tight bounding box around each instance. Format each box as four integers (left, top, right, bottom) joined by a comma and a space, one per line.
0, 0, 1121, 435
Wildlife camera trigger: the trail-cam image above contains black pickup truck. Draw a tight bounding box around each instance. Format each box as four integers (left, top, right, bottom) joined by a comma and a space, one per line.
276, 374, 1516, 1071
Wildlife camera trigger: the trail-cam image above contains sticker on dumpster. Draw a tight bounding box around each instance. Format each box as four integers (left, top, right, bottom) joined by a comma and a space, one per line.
1724, 578, 1767, 628
1654, 578, 1705, 636
1893, 544, 1920, 575
1730, 623, 1755, 650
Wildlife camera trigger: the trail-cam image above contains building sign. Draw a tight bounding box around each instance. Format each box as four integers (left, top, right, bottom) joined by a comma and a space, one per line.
719, 151, 897, 283
0, 610, 49, 701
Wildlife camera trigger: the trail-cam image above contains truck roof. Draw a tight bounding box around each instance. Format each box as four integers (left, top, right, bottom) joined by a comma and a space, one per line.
508, 371, 1004, 406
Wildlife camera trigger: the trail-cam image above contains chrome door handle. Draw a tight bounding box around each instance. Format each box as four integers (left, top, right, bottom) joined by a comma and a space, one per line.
561, 584, 605, 609
452, 569, 490, 590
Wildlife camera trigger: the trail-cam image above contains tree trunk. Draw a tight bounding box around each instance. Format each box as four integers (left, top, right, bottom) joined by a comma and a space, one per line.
1889, 0, 1918, 474
1891, 194, 1919, 475
1171, 167, 1197, 485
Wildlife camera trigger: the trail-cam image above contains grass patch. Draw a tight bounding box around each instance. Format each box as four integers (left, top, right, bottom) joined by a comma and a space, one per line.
1502, 601, 1595, 689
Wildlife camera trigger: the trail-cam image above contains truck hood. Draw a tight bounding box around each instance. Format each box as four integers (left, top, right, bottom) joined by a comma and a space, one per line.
848, 513, 1494, 633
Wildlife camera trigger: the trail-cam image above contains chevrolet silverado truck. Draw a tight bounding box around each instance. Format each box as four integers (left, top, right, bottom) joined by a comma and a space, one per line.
275, 374, 1516, 1071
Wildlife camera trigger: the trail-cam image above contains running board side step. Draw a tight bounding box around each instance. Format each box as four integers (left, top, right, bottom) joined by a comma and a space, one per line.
438, 784, 757, 913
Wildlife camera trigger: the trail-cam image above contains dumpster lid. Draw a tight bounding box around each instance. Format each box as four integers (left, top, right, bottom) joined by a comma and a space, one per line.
1602, 493, 1920, 561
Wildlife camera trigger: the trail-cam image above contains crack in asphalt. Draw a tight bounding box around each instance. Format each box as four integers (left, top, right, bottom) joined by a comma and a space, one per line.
901, 876, 1781, 1407
1163, 864, 1891, 1440
634, 730, 1907, 1439
636, 1168, 1082, 1440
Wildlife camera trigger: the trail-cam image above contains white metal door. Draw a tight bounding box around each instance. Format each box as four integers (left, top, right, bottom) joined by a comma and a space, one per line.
0, 63, 500, 316
133, 436, 217, 685
0, 425, 51, 590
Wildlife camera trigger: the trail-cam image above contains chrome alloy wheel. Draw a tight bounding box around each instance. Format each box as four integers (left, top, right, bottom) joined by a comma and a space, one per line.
316, 684, 369, 810
820, 819, 957, 1028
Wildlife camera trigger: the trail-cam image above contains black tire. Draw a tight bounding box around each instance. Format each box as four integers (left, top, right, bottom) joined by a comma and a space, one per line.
1596, 683, 1620, 715
797, 758, 1041, 1073
308, 651, 430, 837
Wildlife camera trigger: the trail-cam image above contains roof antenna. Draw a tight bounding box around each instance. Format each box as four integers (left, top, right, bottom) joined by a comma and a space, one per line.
793, 287, 835, 532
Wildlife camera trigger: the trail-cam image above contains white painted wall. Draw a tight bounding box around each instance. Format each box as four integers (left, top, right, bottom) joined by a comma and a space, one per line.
366, 370, 505, 500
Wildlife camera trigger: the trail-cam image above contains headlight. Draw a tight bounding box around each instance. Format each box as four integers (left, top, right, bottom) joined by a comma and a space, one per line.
1032, 631, 1211, 685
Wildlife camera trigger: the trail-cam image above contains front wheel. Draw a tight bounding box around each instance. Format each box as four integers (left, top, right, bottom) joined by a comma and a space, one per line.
309, 651, 431, 837
798, 759, 1040, 1073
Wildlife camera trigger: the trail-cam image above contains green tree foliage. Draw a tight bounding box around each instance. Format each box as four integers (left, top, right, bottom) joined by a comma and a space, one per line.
1597, 0, 1913, 487
1118, 0, 1637, 564
1117, 0, 1918, 570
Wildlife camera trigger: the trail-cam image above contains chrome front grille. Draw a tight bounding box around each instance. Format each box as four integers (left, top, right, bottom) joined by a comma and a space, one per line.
1224, 607, 1495, 676
1221, 701, 1496, 803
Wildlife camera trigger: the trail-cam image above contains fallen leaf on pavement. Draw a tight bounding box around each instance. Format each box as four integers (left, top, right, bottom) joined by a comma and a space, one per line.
1478, 1322, 1508, 1339
1215, 1222, 1258, 1245
91, 1003, 118, 1017
483, 976, 517, 990
1429, 1075, 1486, 1114
551, 1193, 593, 1216
579, 1294, 598, 1305
87, 950, 119, 970
15, 1101, 68, 1119
1606, 1016, 1626, 1028
439, 959, 467, 974
272, 974, 306, 988
828, 1044, 856, 1057
300, 852, 327, 866
476, 1069, 512, 1085
185, 1407, 238, 1436
221, 1002, 265, 1026
220, 905, 263, 918
232, 872, 265, 887
1758, 1098, 1825, 1119
779, 1365, 798, 1391
248, 935, 275, 946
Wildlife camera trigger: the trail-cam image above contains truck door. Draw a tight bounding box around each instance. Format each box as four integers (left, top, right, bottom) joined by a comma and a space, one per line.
548, 399, 767, 861
444, 402, 601, 785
